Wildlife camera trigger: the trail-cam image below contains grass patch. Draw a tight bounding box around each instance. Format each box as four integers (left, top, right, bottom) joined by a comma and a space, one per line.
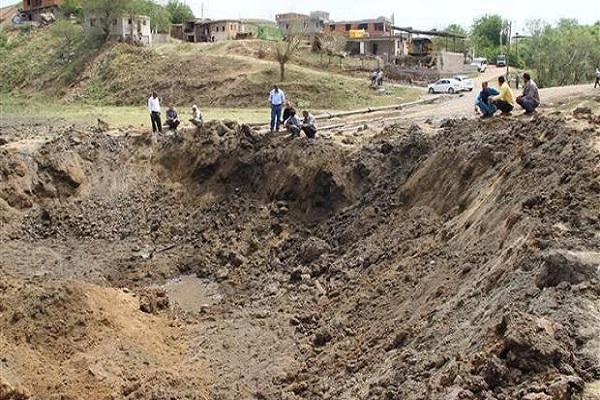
1, 95, 268, 126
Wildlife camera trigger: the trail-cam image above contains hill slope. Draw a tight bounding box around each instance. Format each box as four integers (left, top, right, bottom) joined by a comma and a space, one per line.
0, 26, 419, 110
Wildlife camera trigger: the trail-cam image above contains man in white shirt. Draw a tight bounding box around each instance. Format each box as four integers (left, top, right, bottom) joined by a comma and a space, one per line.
268, 85, 285, 132
148, 91, 162, 133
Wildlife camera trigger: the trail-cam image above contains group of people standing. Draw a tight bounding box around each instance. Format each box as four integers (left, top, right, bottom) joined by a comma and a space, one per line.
475, 72, 540, 118
147, 91, 203, 134
269, 85, 317, 138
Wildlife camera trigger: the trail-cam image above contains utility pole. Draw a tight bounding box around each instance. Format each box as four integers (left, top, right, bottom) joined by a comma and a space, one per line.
506, 21, 511, 77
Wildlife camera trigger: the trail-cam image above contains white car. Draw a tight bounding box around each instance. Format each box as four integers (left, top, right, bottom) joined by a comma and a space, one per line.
470, 57, 487, 72
453, 75, 474, 91
427, 78, 463, 94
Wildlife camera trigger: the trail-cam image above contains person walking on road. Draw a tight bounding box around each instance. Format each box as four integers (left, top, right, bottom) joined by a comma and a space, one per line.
474, 81, 499, 118
516, 73, 540, 115
148, 91, 162, 133
595, 67, 600, 88
490, 76, 515, 116
268, 85, 285, 132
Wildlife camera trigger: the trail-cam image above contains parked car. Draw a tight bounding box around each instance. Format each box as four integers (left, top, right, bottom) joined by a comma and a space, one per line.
496, 54, 507, 67
470, 57, 487, 72
453, 75, 474, 91
427, 78, 463, 94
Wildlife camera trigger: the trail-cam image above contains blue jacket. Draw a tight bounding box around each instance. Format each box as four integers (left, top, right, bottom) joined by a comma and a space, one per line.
476, 87, 500, 105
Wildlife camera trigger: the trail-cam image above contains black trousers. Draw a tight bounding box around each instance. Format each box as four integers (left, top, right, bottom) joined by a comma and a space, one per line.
493, 100, 514, 114
302, 125, 317, 138
595, 77, 600, 88
166, 119, 180, 130
150, 111, 162, 132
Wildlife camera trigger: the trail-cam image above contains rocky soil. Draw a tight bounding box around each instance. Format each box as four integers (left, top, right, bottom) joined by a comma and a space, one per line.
1, 108, 600, 399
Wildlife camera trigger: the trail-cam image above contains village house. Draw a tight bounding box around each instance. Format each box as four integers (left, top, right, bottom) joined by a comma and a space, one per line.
21, 0, 60, 22
276, 11, 330, 36
177, 18, 245, 42
83, 14, 153, 45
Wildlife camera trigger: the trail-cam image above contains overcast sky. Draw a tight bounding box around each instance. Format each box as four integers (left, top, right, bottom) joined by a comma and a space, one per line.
183, 0, 599, 34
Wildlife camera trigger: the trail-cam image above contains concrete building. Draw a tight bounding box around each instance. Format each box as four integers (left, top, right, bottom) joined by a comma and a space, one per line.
329, 16, 394, 37
276, 11, 330, 35
84, 14, 152, 45
21, 0, 60, 22
179, 19, 245, 42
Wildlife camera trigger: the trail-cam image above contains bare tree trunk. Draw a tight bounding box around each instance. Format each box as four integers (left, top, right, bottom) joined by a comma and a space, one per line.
279, 61, 285, 81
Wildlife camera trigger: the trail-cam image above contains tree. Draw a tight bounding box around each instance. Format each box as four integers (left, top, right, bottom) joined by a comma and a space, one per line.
165, 0, 195, 25
470, 15, 508, 59
317, 32, 347, 65
519, 19, 600, 87
51, 19, 82, 49
432, 24, 468, 55
59, 0, 82, 19
273, 20, 305, 81
83, 0, 143, 40
142, 0, 171, 33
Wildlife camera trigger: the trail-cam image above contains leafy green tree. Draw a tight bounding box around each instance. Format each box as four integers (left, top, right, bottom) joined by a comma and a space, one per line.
51, 19, 82, 49
165, 0, 195, 25
432, 24, 468, 55
519, 19, 600, 87
83, 0, 144, 40
142, 0, 172, 33
59, 0, 82, 18
470, 15, 508, 59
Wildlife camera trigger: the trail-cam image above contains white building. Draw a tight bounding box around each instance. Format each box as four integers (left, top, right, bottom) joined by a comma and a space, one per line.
84, 14, 152, 45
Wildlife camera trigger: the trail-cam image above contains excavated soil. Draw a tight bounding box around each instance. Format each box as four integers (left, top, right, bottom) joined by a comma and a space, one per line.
1, 112, 600, 400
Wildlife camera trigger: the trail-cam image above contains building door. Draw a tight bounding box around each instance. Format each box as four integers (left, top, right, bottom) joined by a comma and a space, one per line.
372, 43, 378, 55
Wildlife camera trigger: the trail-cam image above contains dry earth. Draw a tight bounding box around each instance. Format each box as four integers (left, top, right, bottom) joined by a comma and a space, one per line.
1, 87, 600, 400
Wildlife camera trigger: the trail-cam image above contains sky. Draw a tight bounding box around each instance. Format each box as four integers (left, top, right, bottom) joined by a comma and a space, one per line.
183, 0, 599, 34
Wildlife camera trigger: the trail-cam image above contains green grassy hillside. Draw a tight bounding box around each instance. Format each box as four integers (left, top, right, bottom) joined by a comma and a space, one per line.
0, 22, 420, 113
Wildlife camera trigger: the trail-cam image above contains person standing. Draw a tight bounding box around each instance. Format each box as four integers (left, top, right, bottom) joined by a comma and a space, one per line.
474, 81, 499, 118
268, 85, 285, 132
516, 73, 540, 115
595, 67, 600, 88
148, 91, 162, 133
490, 76, 515, 116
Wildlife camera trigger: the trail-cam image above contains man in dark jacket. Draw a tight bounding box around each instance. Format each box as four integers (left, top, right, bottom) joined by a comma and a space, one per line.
516, 73, 540, 114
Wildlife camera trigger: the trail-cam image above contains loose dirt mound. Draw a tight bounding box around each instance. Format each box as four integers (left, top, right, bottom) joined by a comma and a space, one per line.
1, 114, 600, 399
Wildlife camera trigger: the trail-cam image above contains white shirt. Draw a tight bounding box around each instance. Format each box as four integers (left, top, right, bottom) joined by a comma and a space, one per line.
148, 96, 160, 113
268, 89, 285, 106
596, 68, 600, 78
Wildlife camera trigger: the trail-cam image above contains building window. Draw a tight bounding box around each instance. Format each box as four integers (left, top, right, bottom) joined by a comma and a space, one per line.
222, 25, 225, 31
215, 26, 219, 32
286, 24, 289, 30
345, 24, 351, 31
142, 19, 147, 25
358, 23, 367, 30
128, 18, 132, 25
374, 23, 384, 31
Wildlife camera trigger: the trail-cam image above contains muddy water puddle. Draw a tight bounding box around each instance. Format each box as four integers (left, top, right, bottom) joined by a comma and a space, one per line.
163, 274, 223, 313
